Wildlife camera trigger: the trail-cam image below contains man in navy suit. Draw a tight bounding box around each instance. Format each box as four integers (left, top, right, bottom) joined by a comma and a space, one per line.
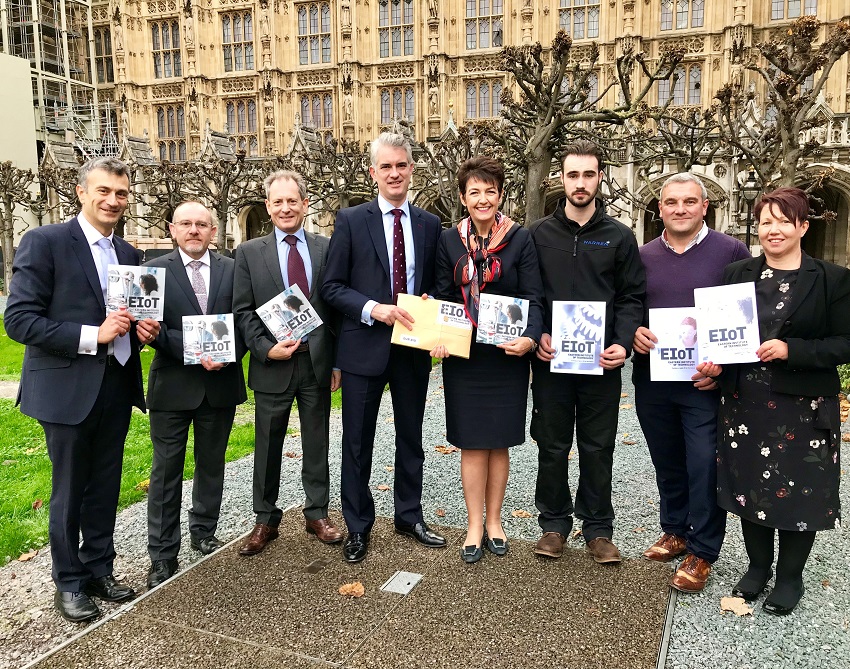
5, 158, 160, 622
143, 201, 246, 589
321, 132, 445, 563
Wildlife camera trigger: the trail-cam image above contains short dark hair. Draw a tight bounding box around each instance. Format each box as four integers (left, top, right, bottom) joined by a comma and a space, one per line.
139, 274, 158, 293
753, 187, 808, 226
78, 157, 131, 188
560, 139, 605, 172
457, 156, 505, 195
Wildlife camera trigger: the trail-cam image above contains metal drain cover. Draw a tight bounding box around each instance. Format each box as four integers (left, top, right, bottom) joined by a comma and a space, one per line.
379, 570, 423, 595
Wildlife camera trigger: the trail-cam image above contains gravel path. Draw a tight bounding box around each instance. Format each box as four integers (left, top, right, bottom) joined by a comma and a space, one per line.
0, 361, 847, 669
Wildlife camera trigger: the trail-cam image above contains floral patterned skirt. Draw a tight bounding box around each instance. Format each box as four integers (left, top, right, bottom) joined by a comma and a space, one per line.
716, 364, 841, 532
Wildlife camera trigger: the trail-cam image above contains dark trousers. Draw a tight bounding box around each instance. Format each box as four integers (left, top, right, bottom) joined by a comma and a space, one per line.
340, 346, 430, 534
634, 374, 726, 562
147, 397, 236, 560
41, 362, 133, 592
253, 351, 331, 526
530, 360, 621, 542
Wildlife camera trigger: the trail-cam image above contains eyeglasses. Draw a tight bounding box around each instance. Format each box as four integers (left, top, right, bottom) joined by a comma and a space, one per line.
173, 221, 212, 229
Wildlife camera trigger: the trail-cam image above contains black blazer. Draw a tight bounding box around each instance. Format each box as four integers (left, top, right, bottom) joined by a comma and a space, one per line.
4, 218, 145, 424
144, 249, 247, 411
720, 253, 850, 396
321, 198, 441, 376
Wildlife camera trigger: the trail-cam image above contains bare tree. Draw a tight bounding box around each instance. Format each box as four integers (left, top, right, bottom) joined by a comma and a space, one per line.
496, 30, 685, 223
38, 162, 81, 220
715, 16, 850, 190
0, 162, 36, 292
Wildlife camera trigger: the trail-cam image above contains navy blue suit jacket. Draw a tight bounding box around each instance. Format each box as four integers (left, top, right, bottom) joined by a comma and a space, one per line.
321, 199, 441, 376
4, 218, 145, 424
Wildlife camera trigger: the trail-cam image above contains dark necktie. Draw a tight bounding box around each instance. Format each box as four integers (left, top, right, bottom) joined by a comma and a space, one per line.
391, 208, 407, 303
285, 234, 309, 295
188, 260, 207, 314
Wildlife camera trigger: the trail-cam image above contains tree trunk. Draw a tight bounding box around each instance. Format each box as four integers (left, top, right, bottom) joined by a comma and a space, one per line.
217, 205, 228, 251
1, 200, 15, 295
524, 153, 554, 225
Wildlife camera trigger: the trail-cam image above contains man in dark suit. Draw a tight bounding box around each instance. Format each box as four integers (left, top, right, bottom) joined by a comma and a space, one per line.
321, 132, 445, 563
143, 201, 247, 589
4, 157, 160, 622
233, 170, 343, 554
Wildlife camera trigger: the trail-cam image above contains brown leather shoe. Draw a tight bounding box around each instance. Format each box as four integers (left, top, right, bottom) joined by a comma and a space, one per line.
670, 553, 712, 593
306, 517, 344, 544
534, 532, 566, 558
585, 537, 622, 564
239, 523, 279, 556
643, 533, 687, 563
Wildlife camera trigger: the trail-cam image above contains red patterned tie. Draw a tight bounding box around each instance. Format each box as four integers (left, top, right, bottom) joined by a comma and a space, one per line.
391, 208, 407, 303
285, 235, 309, 296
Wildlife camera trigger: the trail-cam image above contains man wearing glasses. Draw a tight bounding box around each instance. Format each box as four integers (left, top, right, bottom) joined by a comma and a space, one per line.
143, 201, 246, 588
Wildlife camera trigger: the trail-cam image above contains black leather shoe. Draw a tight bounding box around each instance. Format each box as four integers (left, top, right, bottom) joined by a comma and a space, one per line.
343, 533, 369, 563
460, 543, 483, 564
731, 568, 773, 601
190, 535, 225, 555
147, 558, 179, 589
54, 591, 100, 623
394, 522, 446, 547
84, 575, 136, 602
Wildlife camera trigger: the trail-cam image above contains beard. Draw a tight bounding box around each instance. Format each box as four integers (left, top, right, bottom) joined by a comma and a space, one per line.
565, 187, 598, 209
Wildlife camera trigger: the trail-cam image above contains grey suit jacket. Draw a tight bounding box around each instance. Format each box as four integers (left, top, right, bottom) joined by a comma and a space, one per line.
233, 230, 335, 393
144, 249, 247, 412
4, 218, 145, 424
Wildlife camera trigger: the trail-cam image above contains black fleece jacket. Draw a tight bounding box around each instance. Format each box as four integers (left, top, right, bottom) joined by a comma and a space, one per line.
527, 198, 646, 353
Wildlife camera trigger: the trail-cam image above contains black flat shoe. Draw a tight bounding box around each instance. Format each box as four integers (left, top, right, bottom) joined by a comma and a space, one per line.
147, 558, 179, 589
763, 583, 805, 616
731, 568, 773, 601
394, 522, 446, 547
484, 530, 508, 557
190, 535, 225, 555
54, 591, 100, 623
460, 543, 483, 564
84, 575, 136, 602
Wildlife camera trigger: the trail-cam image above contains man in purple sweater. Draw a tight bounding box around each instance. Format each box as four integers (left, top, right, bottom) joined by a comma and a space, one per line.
632, 173, 750, 593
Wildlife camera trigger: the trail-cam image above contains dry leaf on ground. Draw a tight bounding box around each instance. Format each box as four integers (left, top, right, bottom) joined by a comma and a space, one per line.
135, 479, 150, 492
284, 451, 302, 459
568, 451, 575, 460
720, 597, 753, 616
385, 417, 394, 423
435, 508, 446, 517
822, 579, 831, 588
435, 445, 459, 454
621, 393, 629, 398
620, 403, 633, 410
384, 465, 394, 471
622, 440, 637, 445
376, 484, 391, 491
572, 529, 583, 539
18, 550, 38, 562
632, 526, 646, 533
511, 509, 532, 518
842, 434, 850, 443
339, 581, 365, 598
31, 499, 43, 511
25, 447, 40, 455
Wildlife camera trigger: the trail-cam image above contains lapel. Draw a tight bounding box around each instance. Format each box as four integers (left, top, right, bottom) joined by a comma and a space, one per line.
69, 217, 107, 307
780, 252, 819, 326
261, 231, 285, 293
304, 230, 323, 299
365, 199, 391, 283
207, 252, 224, 309
167, 249, 204, 314
410, 205, 425, 296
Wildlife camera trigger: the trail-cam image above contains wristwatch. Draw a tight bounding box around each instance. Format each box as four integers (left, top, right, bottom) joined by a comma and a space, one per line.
526, 337, 538, 352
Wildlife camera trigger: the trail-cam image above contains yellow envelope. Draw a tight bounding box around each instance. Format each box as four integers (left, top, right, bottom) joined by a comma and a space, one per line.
391, 294, 472, 359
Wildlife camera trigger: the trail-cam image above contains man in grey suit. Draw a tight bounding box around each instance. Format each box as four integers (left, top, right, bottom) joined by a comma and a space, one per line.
144, 201, 247, 589
233, 170, 343, 554
4, 157, 160, 622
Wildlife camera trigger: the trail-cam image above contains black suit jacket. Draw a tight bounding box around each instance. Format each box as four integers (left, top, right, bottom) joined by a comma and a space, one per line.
144, 250, 246, 411
233, 229, 335, 392
4, 218, 145, 424
321, 199, 441, 376
721, 252, 850, 396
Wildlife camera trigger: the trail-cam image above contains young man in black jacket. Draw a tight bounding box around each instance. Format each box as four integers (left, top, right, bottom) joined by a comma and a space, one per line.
528, 140, 646, 565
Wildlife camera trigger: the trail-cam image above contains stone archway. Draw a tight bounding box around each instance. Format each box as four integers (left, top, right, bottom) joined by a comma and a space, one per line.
797, 165, 850, 267
243, 202, 271, 240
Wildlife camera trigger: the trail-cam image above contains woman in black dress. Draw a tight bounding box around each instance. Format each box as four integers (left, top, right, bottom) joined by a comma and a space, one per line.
698, 187, 850, 615
431, 157, 544, 563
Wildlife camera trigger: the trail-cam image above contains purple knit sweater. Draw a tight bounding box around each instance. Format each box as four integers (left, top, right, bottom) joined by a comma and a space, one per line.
640, 229, 751, 309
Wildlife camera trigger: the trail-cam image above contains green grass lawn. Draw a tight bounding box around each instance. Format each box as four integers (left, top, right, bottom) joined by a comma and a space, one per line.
0, 319, 341, 562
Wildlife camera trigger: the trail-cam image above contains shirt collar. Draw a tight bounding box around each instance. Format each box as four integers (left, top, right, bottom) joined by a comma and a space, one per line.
377, 194, 410, 218
78, 212, 114, 247
178, 247, 211, 267
274, 225, 307, 245
661, 222, 709, 252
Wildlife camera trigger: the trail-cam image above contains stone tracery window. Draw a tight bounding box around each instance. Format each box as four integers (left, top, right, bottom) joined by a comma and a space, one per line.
226, 99, 259, 156
151, 19, 181, 78
222, 11, 254, 72
466, 0, 503, 50
560, 0, 600, 40
156, 104, 186, 161
297, 3, 331, 65
379, 0, 413, 58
